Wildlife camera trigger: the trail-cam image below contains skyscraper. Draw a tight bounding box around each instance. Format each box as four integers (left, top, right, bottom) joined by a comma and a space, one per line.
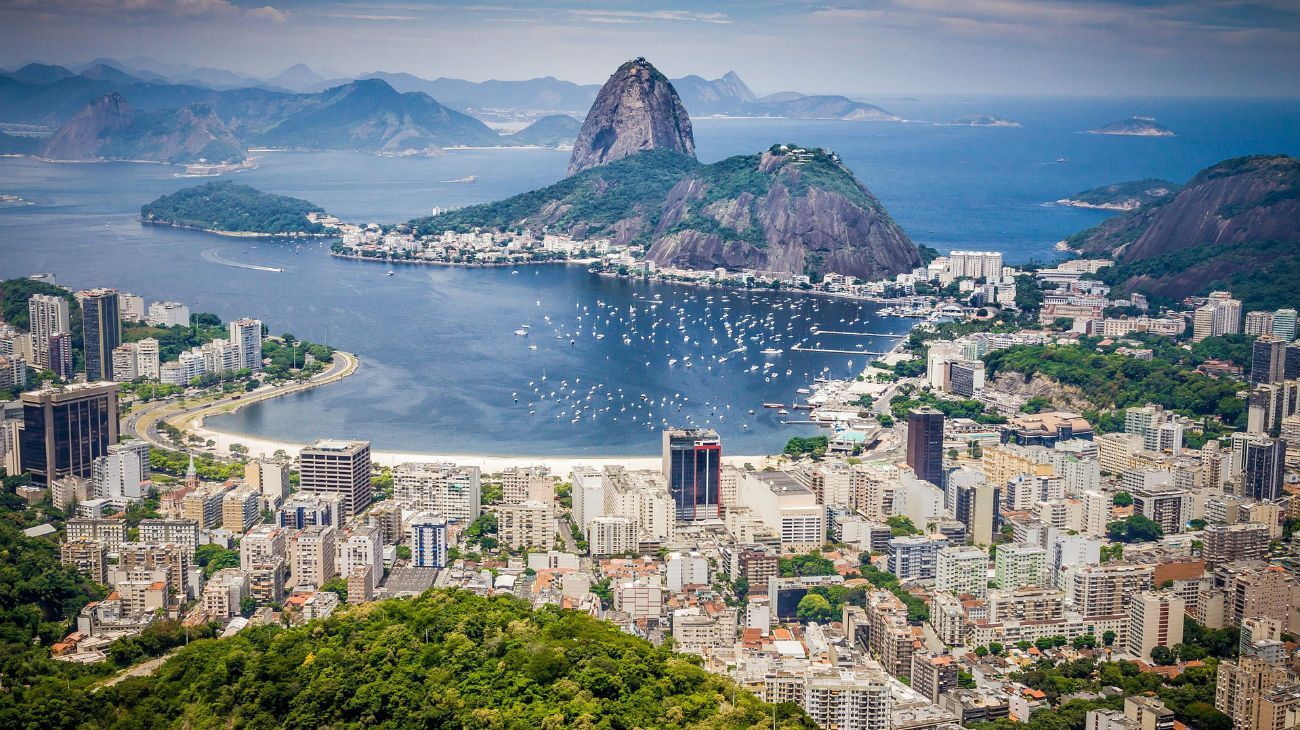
907, 407, 945, 486
662, 428, 721, 521
18, 382, 119, 487
1250, 336, 1287, 385
228, 318, 263, 371
1240, 436, 1285, 501
27, 293, 69, 370
79, 288, 120, 381
298, 439, 373, 517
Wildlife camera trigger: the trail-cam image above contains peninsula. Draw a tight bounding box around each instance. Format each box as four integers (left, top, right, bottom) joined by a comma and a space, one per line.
1056, 178, 1179, 211
141, 181, 336, 236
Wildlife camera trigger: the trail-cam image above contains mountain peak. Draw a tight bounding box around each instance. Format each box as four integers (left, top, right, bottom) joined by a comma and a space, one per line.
566, 57, 695, 176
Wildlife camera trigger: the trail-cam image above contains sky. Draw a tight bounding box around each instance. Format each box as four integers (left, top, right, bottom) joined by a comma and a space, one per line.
0, 0, 1297, 97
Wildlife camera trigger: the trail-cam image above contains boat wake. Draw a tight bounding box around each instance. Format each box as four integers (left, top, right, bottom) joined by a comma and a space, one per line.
201, 248, 285, 273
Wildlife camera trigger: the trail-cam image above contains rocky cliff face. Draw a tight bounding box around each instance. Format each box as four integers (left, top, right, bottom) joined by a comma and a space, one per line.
646, 147, 919, 279
40, 92, 245, 163
567, 58, 695, 176
39, 91, 133, 160
1072, 155, 1299, 260
1069, 155, 1300, 310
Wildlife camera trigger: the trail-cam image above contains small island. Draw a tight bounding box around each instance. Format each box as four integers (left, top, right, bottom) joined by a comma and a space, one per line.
951, 114, 1021, 127
1088, 116, 1175, 137
141, 181, 334, 236
507, 114, 581, 148
1056, 178, 1180, 211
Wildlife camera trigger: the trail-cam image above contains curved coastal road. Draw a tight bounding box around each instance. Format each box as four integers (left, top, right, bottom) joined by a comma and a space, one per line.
123, 351, 358, 452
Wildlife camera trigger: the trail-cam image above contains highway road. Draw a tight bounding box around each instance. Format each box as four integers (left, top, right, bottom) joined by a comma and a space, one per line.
122, 351, 358, 454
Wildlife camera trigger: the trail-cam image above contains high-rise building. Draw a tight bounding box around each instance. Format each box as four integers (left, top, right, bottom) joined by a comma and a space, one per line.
391, 462, 481, 523
18, 382, 119, 487
1127, 591, 1185, 662
588, 515, 637, 556
1246, 311, 1275, 336
111, 343, 138, 382
1061, 563, 1154, 616
936, 545, 987, 597
79, 288, 121, 381
994, 543, 1047, 589
906, 407, 945, 486
887, 535, 946, 582
408, 512, 448, 568
501, 465, 554, 504
1251, 336, 1288, 385
240, 525, 287, 571
1204, 523, 1270, 565
1193, 292, 1243, 342
47, 331, 73, 380
951, 472, 1000, 545
802, 667, 892, 730
27, 293, 69, 369
336, 525, 382, 599
1131, 483, 1191, 535
277, 493, 342, 529
134, 337, 160, 380
298, 440, 373, 518
292, 525, 337, 589
93, 440, 149, 504
910, 652, 958, 704
228, 318, 263, 371
147, 301, 190, 328
246, 459, 291, 504
1273, 309, 1298, 341
662, 428, 721, 521
1216, 657, 1295, 730
1239, 436, 1285, 501
496, 500, 555, 550
117, 292, 146, 322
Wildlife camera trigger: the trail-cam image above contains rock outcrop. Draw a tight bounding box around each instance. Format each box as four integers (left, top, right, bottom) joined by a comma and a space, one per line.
39, 92, 133, 160
567, 58, 695, 176
414, 144, 922, 281
1068, 155, 1300, 310
40, 92, 246, 164
1071, 155, 1299, 261
645, 147, 919, 280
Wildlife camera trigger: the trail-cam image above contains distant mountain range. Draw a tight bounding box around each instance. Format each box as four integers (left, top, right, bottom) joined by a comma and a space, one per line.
0, 58, 910, 126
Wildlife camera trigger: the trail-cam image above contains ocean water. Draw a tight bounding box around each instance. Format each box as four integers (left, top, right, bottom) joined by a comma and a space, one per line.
1, 96, 1297, 455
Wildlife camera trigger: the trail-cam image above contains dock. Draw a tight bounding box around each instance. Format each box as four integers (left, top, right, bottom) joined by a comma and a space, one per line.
791, 344, 890, 355
809, 329, 906, 337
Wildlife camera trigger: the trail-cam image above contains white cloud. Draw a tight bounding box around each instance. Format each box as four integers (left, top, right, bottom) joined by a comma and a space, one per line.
246, 5, 288, 22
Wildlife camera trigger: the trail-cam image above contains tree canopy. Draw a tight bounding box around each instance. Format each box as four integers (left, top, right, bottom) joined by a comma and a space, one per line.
1, 589, 818, 729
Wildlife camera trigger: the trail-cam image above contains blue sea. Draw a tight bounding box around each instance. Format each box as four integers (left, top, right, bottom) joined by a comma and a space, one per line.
1, 96, 1297, 455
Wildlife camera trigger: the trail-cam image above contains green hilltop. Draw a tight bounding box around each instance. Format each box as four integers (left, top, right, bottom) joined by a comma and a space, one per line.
141, 181, 325, 235
0, 588, 815, 730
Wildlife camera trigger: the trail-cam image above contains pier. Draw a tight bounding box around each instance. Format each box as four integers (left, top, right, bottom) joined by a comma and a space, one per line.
791, 343, 890, 355
809, 329, 906, 337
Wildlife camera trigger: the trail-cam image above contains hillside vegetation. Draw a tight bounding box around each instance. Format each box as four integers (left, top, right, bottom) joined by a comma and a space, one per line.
141, 181, 325, 234
1, 589, 815, 730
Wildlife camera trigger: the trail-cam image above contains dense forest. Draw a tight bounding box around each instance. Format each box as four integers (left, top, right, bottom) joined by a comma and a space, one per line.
0, 588, 815, 730
984, 342, 1248, 429
141, 182, 326, 235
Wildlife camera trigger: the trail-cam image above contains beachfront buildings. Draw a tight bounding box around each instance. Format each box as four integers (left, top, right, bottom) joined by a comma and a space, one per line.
663, 428, 721, 521
298, 440, 373, 518
392, 461, 481, 523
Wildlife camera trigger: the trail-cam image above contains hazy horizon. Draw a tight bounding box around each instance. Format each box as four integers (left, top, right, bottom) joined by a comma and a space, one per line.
1, 0, 1297, 99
